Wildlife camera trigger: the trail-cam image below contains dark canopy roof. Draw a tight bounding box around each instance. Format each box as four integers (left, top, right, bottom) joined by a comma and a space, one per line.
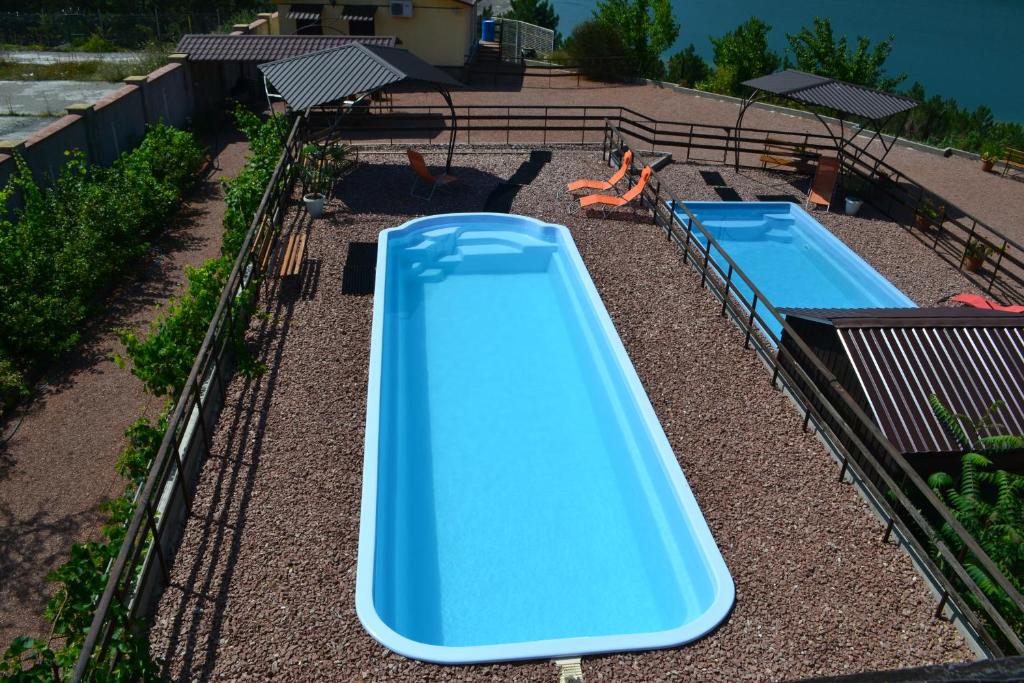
175, 34, 396, 62
258, 43, 462, 111
742, 69, 917, 121
782, 307, 1024, 455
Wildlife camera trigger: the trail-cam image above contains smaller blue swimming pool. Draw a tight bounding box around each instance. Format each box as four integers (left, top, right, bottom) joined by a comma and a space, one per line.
671, 202, 916, 337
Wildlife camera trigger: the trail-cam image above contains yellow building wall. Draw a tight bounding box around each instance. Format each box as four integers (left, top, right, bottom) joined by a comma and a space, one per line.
273, 0, 474, 67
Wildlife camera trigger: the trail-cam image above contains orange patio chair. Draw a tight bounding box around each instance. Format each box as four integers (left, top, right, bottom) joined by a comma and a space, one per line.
805, 157, 840, 212
578, 166, 653, 216
951, 293, 1024, 313
407, 148, 456, 201
567, 150, 633, 193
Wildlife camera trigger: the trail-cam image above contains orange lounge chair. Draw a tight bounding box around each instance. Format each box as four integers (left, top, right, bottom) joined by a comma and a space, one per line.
579, 166, 653, 215
407, 148, 456, 201
806, 157, 840, 212
567, 150, 633, 193
951, 293, 1024, 313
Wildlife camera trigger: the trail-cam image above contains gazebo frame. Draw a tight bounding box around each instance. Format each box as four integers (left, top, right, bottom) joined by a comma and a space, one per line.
259, 43, 462, 172
733, 70, 917, 179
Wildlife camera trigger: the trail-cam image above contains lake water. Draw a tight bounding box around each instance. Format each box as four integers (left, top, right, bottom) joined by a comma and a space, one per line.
549, 0, 1024, 122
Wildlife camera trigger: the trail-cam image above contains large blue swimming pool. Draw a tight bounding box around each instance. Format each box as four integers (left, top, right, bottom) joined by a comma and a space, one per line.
671, 202, 916, 337
358, 213, 734, 664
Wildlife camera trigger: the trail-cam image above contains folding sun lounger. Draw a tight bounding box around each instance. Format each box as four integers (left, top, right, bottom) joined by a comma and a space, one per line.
407, 148, 456, 201
951, 293, 1024, 313
578, 166, 653, 216
806, 157, 840, 212
567, 150, 634, 193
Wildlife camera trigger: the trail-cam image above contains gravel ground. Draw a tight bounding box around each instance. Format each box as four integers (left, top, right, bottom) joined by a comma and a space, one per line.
385, 83, 1024, 247
0, 125, 249, 646
151, 148, 974, 682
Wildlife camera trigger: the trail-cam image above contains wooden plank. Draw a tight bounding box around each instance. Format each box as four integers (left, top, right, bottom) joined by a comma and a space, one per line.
289, 233, 307, 277
279, 235, 296, 278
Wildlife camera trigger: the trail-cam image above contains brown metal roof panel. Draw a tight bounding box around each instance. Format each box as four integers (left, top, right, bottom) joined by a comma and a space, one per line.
782, 307, 1024, 328
840, 326, 1024, 455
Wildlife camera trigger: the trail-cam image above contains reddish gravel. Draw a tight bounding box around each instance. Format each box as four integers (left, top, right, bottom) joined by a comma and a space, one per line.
0, 126, 249, 647
151, 148, 974, 682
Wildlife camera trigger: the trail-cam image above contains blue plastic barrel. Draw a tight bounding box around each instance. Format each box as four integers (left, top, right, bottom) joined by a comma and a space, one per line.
481, 18, 496, 42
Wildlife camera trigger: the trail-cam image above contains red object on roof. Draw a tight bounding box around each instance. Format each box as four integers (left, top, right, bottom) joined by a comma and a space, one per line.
951, 293, 1024, 313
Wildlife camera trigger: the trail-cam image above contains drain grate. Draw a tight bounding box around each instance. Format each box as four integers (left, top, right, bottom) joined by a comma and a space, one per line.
341, 242, 377, 295
553, 657, 584, 683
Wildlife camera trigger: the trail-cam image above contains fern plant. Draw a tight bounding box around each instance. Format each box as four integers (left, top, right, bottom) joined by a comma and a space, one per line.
927, 394, 1024, 639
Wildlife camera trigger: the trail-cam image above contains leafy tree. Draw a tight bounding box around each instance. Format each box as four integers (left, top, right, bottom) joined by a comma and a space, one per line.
561, 19, 635, 82
666, 44, 709, 87
927, 395, 1024, 637
702, 17, 780, 95
593, 0, 679, 79
503, 0, 561, 47
786, 17, 905, 91
504, 0, 558, 32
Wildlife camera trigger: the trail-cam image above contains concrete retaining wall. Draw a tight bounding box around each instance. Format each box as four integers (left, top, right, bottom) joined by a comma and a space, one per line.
0, 59, 195, 194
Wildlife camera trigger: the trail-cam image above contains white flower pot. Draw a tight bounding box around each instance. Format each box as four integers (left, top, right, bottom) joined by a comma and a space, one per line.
303, 193, 325, 218
844, 197, 864, 216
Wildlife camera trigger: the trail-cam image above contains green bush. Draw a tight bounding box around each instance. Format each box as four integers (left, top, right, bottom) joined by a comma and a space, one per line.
561, 20, 636, 82
666, 44, 710, 88
1, 108, 286, 681
0, 354, 26, 412
0, 125, 203, 379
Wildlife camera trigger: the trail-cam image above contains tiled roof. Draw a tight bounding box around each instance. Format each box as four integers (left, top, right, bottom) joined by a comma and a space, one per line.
175, 34, 397, 63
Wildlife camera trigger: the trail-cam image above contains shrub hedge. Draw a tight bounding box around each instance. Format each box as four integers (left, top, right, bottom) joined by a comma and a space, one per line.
1, 108, 287, 680
0, 124, 204, 412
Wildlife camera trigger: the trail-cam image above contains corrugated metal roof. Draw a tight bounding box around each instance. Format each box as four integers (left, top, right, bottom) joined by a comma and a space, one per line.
784, 308, 1024, 455
175, 34, 396, 62
742, 69, 917, 121
783, 307, 1024, 328
258, 43, 461, 111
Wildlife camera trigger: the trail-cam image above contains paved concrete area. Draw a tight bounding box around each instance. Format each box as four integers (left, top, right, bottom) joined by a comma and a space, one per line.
0, 80, 120, 115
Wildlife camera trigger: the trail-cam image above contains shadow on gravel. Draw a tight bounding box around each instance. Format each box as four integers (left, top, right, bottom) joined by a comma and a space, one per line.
336, 157, 522, 217
155, 208, 322, 680
0, 500, 100, 632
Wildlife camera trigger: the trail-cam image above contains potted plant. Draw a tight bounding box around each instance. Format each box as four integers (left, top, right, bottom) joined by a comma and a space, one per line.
980, 145, 1001, 173
963, 238, 1000, 273
301, 143, 354, 218
843, 176, 869, 216
914, 197, 944, 231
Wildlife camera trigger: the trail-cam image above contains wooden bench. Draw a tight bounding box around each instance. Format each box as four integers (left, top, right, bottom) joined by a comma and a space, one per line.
760, 138, 818, 172
1002, 147, 1024, 179
279, 232, 306, 278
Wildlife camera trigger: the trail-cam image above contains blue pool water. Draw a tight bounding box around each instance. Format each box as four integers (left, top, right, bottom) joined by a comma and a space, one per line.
671, 202, 916, 337
358, 213, 734, 664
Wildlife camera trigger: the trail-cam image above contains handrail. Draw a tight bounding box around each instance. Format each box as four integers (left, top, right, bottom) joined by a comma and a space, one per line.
332, 103, 1021, 303
70, 114, 305, 680
601, 120, 1024, 655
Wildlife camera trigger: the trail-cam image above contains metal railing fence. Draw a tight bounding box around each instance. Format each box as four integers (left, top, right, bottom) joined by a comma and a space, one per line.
70, 114, 305, 681
601, 120, 1024, 656
495, 17, 554, 61
330, 103, 1022, 304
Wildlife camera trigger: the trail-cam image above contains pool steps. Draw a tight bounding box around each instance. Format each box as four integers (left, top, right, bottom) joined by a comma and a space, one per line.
398, 226, 557, 282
